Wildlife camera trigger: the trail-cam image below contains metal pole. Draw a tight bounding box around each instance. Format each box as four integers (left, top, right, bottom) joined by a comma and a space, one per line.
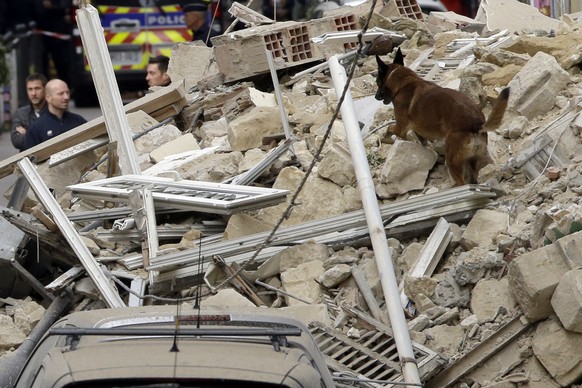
17, 158, 125, 308
75, 4, 141, 175
328, 55, 421, 387
265, 49, 292, 141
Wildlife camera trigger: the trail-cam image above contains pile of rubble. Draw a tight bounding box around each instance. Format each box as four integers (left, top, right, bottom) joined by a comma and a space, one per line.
1, 0, 582, 386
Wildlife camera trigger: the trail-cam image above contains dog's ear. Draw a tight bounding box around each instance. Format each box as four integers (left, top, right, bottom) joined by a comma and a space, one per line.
376, 55, 388, 74
393, 47, 404, 65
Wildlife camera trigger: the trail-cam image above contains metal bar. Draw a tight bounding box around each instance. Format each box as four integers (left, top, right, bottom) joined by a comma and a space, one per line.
68, 175, 290, 215
49, 327, 302, 337
351, 266, 384, 323
148, 198, 491, 287
76, 4, 141, 175
6, 175, 30, 211
10, 258, 54, 303
86, 226, 195, 242
329, 55, 421, 386
129, 188, 159, 267
425, 314, 532, 388
68, 206, 189, 222
147, 186, 495, 272
399, 217, 452, 310
265, 48, 292, 141
110, 270, 148, 307
229, 137, 295, 186
17, 158, 125, 308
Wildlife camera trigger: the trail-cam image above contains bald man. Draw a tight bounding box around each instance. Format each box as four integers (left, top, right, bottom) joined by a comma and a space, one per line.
23, 79, 87, 151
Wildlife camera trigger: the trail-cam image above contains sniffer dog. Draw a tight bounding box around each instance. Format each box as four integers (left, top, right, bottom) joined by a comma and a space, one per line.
375, 48, 510, 186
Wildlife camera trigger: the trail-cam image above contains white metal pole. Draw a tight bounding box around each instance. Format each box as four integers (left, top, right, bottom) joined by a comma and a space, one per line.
328, 55, 421, 387
265, 49, 293, 141
75, 4, 141, 176
18, 158, 125, 308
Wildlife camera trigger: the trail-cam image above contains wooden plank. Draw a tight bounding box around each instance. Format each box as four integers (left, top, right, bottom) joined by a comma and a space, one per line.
0, 82, 186, 180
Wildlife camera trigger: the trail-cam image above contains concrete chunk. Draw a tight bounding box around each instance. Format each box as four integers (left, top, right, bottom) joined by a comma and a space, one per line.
507, 244, 569, 322
281, 260, 325, 306
507, 51, 570, 120
470, 278, 517, 323
150, 134, 201, 163
533, 316, 582, 387
475, 0, 560, 35
227, 107, 284, 151
167, 42, 219, 92
551, 269, 582, 333
555, 230, 582, 270
379, 140, 438, 196
461, 209, 509, 250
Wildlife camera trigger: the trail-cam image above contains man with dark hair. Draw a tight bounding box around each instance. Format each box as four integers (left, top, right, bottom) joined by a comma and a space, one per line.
11, 73, 48, 151
23, 79, 86, 150
146, 55, 171, 87
181, 0, 220, 47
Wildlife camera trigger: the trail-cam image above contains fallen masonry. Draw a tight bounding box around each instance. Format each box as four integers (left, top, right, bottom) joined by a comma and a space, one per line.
1, 0, 582, 386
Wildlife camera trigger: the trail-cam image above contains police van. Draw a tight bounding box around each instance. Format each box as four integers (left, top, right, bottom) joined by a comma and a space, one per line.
72, 0, 221, 106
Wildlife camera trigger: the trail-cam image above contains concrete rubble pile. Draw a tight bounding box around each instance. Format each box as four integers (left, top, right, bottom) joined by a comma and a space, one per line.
1, 0, 582, 386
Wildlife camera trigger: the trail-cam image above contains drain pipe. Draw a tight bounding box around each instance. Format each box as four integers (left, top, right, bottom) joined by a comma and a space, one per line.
328, 55, 421, 387
0, 288, 73, 387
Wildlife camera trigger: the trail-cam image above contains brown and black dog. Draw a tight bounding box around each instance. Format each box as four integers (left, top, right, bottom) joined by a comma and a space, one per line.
375, 48, 510, 186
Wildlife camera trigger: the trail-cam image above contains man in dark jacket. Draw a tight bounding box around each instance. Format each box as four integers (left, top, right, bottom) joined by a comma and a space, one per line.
11, 73, 48, 152
181, 0, 220, 47
23, 79, 86, 150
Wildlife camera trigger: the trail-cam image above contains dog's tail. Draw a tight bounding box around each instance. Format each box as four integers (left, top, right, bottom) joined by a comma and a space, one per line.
482, 87, 510, 131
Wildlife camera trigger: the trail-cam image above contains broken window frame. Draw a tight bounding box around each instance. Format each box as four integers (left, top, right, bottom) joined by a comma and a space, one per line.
67, 175, 290, 215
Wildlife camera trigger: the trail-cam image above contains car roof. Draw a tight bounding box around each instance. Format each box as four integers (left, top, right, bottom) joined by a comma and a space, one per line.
15, 305, 336, 388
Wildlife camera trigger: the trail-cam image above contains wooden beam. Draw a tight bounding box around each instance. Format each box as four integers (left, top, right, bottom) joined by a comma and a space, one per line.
0, 82, 186, 180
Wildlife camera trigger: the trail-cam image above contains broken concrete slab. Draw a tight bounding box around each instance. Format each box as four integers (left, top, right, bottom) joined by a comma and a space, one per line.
551, 269, 582, 333
424, 323, 465, 358
470, 277, 517, 323
0, 315, 27, 349
228, 106, 284, 151
507, 243, 569, 322
213, 16, 357, 82
461, 209, 509, 250
507, 51, 570, 120
280, 259, 325, 306
475, 0, 561, 35
555, 229, 582, 269
317, 144, 356, 186
319, 263, 352, 288
168, 43, 219, 92
257, 166, 361, 227
378, 140, 438, 196
532, 316, 582, 387
149, 134, 201, 164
